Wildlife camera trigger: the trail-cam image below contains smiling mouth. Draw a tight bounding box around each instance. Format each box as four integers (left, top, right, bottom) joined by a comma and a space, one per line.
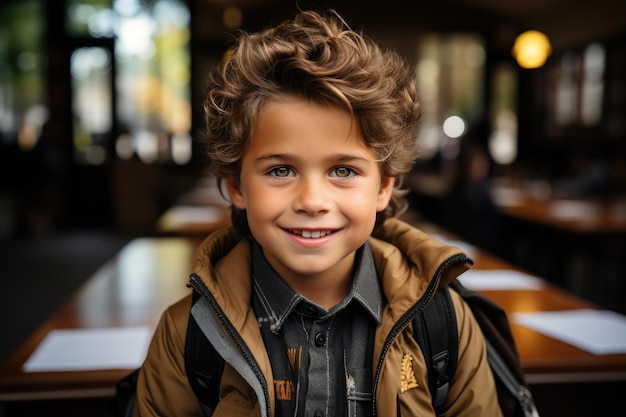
288, 229, 334, 238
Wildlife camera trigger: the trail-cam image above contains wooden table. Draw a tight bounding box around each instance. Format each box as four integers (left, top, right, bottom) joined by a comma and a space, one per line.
466, 246, 626, 416
492, 183, 626, 234
1, 227, 625, 405
490, 183, 626, 313
0, 237, 194, 402
414, 218, 626, 384
470, 251, 626, 384
156, 204, 230, 236
156, 176, 231, 237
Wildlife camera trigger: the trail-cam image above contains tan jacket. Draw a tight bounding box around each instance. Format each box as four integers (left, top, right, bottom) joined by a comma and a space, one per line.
134, 218, 502, 417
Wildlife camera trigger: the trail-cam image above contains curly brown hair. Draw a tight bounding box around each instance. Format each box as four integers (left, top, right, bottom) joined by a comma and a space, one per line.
204, 10, 421, 236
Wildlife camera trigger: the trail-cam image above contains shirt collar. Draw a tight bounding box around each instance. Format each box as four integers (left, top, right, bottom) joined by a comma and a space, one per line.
252, 241, 383, 334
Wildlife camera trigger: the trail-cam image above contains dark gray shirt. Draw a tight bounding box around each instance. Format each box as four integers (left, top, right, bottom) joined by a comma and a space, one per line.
251, 241, 383, 417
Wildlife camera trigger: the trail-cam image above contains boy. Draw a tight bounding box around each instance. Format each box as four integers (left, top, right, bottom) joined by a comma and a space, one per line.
134, 10, 502, 417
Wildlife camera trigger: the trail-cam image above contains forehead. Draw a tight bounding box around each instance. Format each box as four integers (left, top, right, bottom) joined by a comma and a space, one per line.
245, 97, 373, 158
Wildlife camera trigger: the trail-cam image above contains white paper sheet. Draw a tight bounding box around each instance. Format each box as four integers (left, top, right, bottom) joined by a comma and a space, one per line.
550, 200, 598, 219
23, 326, 152, 372
458, 269, 545, 291
166, 206, 223, 224
512, 309, 626, 355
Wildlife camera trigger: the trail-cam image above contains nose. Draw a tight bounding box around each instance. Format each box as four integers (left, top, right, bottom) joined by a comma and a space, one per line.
292, 177, 332, 215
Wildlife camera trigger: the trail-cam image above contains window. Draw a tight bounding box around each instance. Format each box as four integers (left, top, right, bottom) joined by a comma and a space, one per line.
580, 43, 605, 126
0, 0, 46, 150
415, 34, 486, 160
67, 0, 191, 165
71, 47, 113, 165
488, 63, 518, 165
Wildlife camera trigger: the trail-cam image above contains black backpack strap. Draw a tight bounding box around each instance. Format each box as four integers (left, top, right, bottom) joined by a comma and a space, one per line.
185, 291, 225, 416
449, 279, 539, 417
114, 368, 140, 417
413, 286, 458, 413
449, 279, 523, 381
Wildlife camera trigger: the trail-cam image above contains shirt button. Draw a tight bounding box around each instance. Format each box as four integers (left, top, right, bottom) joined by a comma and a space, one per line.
314, 332, 326, 347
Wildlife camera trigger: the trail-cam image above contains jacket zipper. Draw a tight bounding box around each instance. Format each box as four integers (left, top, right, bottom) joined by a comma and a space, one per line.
188, 273, 272, 417
370, 254, 470, 417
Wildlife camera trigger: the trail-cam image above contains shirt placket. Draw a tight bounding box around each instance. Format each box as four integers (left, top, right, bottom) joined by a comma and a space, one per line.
301, 313, 335, 417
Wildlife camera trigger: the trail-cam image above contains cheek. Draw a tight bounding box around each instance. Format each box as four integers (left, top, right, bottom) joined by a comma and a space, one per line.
245, 190, 282, 217
340, 189, 383, 218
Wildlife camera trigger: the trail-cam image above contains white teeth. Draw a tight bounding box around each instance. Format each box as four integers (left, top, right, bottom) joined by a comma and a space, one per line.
291, 230, 332, 238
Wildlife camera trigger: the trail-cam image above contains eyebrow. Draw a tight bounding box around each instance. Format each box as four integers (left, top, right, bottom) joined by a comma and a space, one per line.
253, 153, 373, 164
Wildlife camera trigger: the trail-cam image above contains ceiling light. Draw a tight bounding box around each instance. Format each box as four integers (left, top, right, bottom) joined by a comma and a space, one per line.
512, 30, 552, 69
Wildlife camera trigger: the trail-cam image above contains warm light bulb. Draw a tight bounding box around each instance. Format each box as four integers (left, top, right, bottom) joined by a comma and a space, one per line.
512, 30, 552, 69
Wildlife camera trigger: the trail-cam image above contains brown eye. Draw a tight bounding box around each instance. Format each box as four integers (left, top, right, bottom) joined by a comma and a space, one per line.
269, 166, 293, 177
331, 166, 355, 178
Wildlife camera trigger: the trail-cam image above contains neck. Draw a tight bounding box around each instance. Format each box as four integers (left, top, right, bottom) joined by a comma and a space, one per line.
283, 270, 353, 310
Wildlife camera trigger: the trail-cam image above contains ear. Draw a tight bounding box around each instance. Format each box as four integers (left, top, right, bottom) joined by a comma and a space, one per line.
376, 176, 395, 212
225, 176, 246, 210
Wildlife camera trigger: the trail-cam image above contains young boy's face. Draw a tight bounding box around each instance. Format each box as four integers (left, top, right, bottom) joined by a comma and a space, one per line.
226, 96, 394, 292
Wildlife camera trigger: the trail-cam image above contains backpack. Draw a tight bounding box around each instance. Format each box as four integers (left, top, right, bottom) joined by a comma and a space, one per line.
115, 279, 539, 417
416, 279, 539, 417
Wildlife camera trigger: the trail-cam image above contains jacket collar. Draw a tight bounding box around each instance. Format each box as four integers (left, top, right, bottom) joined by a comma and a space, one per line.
191, 217, 473, 330
251, 240, 384, 334
371, 217, 473, 290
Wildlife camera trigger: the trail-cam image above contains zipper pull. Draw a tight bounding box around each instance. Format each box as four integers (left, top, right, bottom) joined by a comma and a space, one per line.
517, 386, 540, 417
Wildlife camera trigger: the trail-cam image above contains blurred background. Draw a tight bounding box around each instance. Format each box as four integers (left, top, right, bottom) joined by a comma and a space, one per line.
1, 0, 625, 378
